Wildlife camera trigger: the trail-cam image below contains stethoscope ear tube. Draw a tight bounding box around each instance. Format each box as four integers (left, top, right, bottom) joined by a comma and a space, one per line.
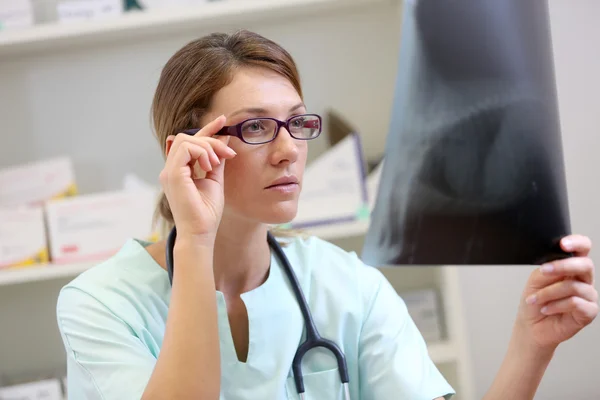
166, 226, 177, 286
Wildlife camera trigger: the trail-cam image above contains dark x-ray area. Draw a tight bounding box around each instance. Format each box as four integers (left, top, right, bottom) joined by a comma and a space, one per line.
362, 0, 572, 266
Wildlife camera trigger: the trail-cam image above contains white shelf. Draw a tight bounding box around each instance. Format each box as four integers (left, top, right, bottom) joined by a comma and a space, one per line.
304, 218, 370, 240
0, 0, 391, 58
0, 262, 95, 286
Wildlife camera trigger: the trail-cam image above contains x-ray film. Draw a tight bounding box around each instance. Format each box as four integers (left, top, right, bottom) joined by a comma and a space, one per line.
362, 0, 571, 266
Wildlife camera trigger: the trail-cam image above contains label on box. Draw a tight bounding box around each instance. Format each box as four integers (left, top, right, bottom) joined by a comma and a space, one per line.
0, 157, 77, 208
46, 190, 158, 264
57, 0, 123, 23
0, 378, 62, 400
0, 206, 49, 269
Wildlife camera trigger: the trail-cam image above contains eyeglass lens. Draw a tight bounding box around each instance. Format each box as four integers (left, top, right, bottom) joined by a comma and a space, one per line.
240, 114, 321, 143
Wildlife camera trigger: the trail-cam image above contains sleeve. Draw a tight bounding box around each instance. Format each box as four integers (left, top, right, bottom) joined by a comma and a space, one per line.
56, 286, 157, 400
357, 268, 455, 400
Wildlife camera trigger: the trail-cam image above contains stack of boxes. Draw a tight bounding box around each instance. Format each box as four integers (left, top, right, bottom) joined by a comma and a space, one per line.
0, 156, 159, 270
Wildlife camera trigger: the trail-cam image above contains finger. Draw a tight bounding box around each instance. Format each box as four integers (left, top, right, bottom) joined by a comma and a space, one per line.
168, 142, 213, 179
171, 135, 236, 162
193, 139, 221, 166
538, 256, 594, 285
527, 279, 598, 306
193, 115, 227, 138
561, 234, 592, 257
540, 296, 599, 323
205, 156, 226, 184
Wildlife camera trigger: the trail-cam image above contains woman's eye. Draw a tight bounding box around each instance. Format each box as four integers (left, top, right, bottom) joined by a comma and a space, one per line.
242, 121, 265, 132
291, 118, 305, 128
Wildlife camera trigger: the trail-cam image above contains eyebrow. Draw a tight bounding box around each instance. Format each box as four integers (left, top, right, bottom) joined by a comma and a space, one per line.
229, 102, 306, 119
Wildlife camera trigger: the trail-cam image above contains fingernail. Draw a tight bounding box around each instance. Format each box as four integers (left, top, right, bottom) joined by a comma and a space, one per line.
541, 306, 549, 314
526, 294, 537, 305
562, 238, 573, 250
540, 264, 554, 274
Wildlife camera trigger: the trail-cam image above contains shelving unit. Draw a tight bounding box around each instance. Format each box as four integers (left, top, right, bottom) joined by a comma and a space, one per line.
0, 0, 393, 58
0, 0, 475, 398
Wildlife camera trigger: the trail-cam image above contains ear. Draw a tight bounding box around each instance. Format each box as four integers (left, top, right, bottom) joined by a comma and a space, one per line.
165, 135, 176, 158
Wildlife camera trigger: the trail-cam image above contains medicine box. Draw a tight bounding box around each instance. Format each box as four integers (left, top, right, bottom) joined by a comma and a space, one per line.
0, 206, 49, 269
57, 0, 123, 24
0, 378, 63, 400
401, 288, 444, 343
0, 157, 77, 207
45, 189, 158, 264
291, 133, 369, 229
0, 0, 34, 31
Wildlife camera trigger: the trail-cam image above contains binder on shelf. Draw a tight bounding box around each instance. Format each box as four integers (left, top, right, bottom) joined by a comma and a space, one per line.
287, 132, 369, 231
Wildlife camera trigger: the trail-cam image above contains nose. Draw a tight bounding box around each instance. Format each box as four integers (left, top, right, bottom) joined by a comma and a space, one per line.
269, 126, 300, 166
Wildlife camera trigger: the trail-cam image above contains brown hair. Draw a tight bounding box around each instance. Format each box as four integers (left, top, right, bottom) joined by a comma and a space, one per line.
151, 30, 303, 237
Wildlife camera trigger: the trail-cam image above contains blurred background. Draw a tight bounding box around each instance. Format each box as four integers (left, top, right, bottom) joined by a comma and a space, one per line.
0, 0, 598, 399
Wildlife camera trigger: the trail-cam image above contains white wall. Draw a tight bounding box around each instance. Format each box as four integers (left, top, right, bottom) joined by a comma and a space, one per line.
459, 1, 600, 398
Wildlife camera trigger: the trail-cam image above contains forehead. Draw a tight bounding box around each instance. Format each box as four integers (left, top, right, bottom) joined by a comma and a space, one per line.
210, 67, 303, 117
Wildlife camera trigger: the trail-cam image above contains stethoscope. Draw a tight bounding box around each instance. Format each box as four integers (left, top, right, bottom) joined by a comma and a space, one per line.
165, 226, 351, 400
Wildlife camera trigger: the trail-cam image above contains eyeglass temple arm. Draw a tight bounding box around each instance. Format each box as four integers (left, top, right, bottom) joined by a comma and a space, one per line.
180, 127, 232, 136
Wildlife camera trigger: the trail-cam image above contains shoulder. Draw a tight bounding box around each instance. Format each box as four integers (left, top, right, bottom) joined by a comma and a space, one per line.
56, 239, 170, 327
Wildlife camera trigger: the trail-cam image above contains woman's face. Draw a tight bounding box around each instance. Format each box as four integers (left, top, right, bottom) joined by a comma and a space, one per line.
201, 67, 309, 226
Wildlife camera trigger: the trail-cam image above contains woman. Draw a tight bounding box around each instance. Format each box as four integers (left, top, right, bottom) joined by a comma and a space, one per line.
56, 30, 598, 400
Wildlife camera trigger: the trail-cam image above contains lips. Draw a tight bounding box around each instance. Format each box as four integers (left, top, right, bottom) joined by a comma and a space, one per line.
266, 176, 299, 189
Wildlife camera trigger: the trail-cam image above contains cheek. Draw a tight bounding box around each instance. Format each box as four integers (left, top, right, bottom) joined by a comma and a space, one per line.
297, 143, 309, 169
223, 151, 261, 196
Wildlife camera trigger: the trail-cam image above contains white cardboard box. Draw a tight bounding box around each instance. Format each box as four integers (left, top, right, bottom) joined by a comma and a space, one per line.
401, 288, 444, 343
0, 0, 34, 30
57, 0, 123, 23
0, 157, 77, 207
291, 132, 369, 229
45, 189, 158, 264
0, 206, 49, 269
0, 378, 62, 400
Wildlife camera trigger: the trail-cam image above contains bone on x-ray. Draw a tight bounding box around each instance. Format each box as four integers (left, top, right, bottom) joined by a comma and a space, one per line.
362, 0, 572, 266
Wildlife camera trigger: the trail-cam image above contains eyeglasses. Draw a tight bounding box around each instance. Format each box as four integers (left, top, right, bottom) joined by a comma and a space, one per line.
182, 114, 322, 145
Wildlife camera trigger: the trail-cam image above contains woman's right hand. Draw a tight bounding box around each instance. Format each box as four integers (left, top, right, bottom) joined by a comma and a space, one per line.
159, 115, 237, 245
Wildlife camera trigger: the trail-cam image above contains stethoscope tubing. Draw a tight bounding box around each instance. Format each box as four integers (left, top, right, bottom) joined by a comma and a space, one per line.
165, 227, 350, 399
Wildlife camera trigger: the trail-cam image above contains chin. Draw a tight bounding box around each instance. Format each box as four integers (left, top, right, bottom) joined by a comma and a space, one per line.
260, 202, 298, 225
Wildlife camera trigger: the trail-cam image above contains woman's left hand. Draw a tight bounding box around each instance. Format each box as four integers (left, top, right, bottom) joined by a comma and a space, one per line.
516, 234, 598, 351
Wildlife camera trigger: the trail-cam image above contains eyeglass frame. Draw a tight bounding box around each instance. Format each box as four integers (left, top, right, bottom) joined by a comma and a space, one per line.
181, 113, 323, 145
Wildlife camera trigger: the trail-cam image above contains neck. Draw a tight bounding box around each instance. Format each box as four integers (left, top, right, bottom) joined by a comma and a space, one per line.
213, 215, 271, 295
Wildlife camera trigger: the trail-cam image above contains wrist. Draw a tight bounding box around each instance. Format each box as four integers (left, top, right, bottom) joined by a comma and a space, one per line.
509, 322, 556, 365
174, 230, 216, 251
173, 234, 215, 260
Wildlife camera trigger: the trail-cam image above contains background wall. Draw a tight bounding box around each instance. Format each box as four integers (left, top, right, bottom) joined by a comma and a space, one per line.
459, 1, 600, 398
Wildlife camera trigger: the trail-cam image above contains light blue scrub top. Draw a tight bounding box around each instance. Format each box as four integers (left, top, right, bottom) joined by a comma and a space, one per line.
56, 235, 455, 400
